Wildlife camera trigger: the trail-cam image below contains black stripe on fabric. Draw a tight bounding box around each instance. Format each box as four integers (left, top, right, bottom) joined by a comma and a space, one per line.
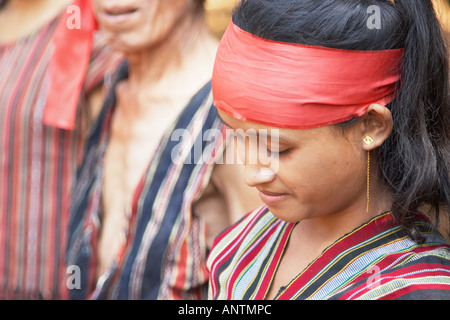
212, 208, 272, 299
244, 222, 289, 300
67, 63, 128, 300
394, 289, 450, 300
292, 227, 408, 299
116, 81, 216, 299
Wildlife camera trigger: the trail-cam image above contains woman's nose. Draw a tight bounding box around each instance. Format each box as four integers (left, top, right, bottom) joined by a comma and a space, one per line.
244, 165, 276, 187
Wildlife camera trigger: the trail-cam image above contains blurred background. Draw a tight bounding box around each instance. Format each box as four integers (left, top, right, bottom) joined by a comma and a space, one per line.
0, 0, 446, 39
203, 0, 450, 40
205, 0, 236, 38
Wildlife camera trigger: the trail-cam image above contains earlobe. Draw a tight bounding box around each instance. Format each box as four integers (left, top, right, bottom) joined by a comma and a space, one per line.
361, 103, 393, 150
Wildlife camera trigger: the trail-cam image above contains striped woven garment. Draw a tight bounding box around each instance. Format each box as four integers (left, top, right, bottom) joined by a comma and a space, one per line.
0, 15, 120, 299
67, 62, 227, 300
207, 206, 450, 300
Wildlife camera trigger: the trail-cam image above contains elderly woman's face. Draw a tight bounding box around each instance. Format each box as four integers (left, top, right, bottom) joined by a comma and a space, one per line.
92, 0, 197, 52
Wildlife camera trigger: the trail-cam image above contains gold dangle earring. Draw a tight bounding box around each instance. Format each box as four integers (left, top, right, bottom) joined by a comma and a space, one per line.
363, 136, 374, 213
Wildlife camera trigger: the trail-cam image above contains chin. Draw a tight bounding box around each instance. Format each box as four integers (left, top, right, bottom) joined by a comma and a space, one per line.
104, 35, 149, 54
266, 205, 305, 224
100, 25, 144, 46
265, 196, 322, 224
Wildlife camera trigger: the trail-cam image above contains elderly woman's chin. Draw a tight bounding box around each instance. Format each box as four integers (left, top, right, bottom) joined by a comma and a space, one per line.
102, 31, 152, 54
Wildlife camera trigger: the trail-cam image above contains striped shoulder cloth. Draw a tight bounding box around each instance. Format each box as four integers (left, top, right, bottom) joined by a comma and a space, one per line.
0, 14, 120, 299
67, 62, 227, 299
207, 206, 450, 300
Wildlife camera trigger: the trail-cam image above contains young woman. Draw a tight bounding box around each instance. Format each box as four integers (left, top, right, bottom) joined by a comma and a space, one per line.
207, 0, 450, 300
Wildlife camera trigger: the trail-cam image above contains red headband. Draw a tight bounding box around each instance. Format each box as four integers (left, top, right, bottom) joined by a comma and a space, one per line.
44, 0, 98, 130
212, 21, 404, 129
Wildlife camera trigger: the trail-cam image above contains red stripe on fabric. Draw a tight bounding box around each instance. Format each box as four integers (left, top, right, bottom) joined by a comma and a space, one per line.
173, 239, 189, 295
380, 283, 450, 300
48, 129, 59, 298
224, 212, 281, 298
209, 207, 268, 298
2, 18, 55, 298
255, 223, 295, 300
85, 189, 101, 299
23, 99, 34, 295
348, 243, 449, 289
279, 212, 396, 299
58, 132, 73, 300
338, 256, 450, 300
23, 42, 51, 298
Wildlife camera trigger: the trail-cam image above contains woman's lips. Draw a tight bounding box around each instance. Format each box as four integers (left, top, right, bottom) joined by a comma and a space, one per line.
258, 189, 290, 206
104, 6, 139, 15
99, 6, 140, 25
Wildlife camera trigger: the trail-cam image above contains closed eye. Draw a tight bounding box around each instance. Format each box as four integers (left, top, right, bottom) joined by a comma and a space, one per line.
267, 148, 290, 157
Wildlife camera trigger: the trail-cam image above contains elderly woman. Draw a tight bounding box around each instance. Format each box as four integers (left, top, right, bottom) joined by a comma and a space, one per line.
66, 0, 260, 299
207, 0, 450, 300
0, 0, 120, 299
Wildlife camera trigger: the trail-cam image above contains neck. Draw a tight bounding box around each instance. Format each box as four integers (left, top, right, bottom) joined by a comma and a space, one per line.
126, 12, 216, 89
116, 13, 218, 115
293, 172, 393, 253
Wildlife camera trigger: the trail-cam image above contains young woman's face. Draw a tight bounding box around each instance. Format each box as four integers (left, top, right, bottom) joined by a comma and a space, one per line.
218, 109, 368, 223
92, 0, 197, 52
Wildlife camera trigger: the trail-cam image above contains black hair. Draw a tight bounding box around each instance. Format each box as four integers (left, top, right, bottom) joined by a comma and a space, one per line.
232, 0, 450, 242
